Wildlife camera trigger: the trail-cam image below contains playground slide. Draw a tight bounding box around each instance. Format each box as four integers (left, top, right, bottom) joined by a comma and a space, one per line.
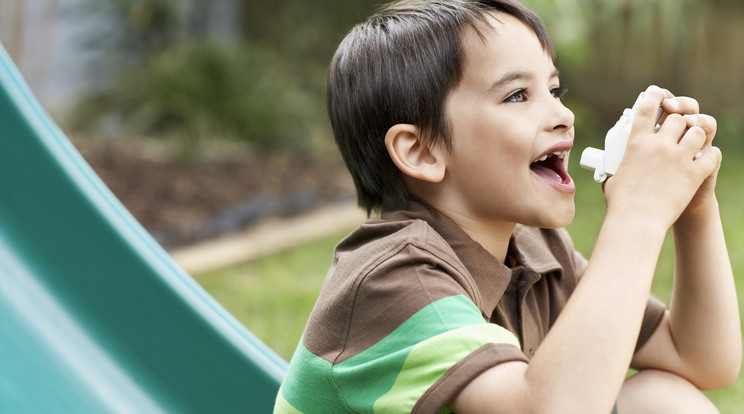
0, 44, 286, 412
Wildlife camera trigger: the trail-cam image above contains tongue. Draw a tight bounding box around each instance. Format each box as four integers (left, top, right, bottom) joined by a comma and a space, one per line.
531, 157, 566, 184
531, 164, 563, 183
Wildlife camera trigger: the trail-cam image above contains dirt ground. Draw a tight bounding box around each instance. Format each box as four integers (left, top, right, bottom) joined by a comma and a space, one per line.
73, 137, 355, 249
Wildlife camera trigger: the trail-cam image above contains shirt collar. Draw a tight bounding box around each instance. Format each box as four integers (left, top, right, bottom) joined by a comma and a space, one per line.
509, 225, 563, 275
382, 199, 564, 317
383, 200, 510, 317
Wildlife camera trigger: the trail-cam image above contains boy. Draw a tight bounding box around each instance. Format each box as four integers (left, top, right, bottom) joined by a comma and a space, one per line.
275, 1, 741, 412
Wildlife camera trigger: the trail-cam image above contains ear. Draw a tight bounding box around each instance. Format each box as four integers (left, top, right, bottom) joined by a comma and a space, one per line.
384, 124, 446, 183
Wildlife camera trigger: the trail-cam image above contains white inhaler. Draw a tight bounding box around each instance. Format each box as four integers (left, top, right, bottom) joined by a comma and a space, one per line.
580, 91, 662, 183
579, 92, 663, 183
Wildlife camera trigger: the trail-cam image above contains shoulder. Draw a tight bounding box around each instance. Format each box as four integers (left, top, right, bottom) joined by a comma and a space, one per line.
333, 216, 466, 278
303, 215, 480, 356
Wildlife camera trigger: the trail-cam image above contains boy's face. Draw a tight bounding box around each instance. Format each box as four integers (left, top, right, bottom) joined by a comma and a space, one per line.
439, 13, 576, 229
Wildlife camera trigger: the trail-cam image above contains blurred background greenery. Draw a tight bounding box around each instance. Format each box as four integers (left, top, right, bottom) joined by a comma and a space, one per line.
4, 0, 743, 155
61, 0, 744, 157
2, 0, 744, 410
4, 0, 740, 156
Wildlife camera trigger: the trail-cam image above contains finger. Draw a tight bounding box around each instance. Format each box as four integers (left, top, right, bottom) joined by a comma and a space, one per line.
694, 146, 722, 176
633, 85, 668, 131
679, 125, 707, 155
661, 96, 699, 115
684, 114, 717, 146
657, 113, 688, 142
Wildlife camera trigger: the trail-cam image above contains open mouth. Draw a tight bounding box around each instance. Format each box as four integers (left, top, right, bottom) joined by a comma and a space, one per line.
530, 151, 571, 185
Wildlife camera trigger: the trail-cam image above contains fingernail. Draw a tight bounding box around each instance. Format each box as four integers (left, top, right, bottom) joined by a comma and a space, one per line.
665, 99, 680, 111
694, 151, 704, 160
684, 114, 699, 125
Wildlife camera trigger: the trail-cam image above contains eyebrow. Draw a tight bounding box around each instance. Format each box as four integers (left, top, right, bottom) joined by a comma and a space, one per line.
487, 69, 561, 94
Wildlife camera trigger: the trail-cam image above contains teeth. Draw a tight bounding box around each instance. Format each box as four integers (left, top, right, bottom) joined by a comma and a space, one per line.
535, 150, 568, 163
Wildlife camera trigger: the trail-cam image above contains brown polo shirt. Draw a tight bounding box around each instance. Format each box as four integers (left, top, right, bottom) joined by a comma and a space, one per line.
275, 200, 666, 413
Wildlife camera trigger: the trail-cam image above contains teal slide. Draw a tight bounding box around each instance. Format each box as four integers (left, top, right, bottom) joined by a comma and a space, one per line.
0, 43, 286, 412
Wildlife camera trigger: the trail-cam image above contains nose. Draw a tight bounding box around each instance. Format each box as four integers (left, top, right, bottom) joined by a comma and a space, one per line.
550, 98, 575, 133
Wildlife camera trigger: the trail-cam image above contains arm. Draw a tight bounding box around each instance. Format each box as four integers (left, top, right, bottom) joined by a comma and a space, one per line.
451, 86, 721, 413
632, 112, 741, 389
453, 214, 669, 413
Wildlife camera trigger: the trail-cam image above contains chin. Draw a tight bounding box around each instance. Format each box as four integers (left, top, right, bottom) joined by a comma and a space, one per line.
544, 217, 574, 229
535, 205, 575, 229
519, 215, 574, 230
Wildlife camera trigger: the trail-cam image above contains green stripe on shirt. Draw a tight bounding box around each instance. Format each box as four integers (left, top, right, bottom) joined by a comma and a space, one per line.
373, 323, 521, 413
277, 294, 521, 413
274, 391, 302, 414
277, 342, 351, 413
334, 294, 492, 412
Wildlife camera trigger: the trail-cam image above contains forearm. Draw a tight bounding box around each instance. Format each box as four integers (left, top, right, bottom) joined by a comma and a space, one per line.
453, 212, 671, 414
669, 201, 742, 385
523, 212, 668, 410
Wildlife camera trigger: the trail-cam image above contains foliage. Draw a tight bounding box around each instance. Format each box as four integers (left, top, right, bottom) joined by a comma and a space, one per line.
71, 0, 334, 153
70, 0, 744, 154
72, 40, 310, 151
74, 0, 180, 66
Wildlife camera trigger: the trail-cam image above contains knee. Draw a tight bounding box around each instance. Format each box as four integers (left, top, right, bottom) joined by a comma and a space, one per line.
617, 369, 719, 414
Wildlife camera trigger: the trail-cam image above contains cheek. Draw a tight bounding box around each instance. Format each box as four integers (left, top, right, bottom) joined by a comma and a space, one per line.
447, 103, 536, 165
469, 123, 534, 164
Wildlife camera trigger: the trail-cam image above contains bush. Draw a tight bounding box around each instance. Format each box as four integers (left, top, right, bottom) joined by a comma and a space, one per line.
71, 40, 316, 152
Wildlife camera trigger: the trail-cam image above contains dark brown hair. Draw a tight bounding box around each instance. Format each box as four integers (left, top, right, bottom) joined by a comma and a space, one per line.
327, 0, 555, 214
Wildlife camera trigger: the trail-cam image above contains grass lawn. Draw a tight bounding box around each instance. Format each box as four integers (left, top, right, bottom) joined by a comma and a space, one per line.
198, 161, 744, 412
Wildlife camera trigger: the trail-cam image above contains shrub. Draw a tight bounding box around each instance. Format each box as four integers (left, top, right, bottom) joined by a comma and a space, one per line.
72, 40, 312, 152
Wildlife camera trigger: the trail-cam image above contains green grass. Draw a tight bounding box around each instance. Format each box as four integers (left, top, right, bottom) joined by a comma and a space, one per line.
196, 230, 345, 360
197, 161, 744, 412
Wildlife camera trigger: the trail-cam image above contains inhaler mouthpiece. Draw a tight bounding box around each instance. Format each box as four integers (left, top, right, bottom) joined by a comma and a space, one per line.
579, 147, 608, 183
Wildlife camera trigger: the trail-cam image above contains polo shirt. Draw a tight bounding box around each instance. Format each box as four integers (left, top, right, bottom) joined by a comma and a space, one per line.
275, 200, 666, 413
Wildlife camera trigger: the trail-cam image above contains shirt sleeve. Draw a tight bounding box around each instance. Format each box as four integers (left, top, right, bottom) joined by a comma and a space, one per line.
331, 242, 529, 414
636, 296, 666, 352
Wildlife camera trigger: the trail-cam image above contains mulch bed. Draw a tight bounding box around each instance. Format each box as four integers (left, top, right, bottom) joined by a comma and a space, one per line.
74, 138, 355, 248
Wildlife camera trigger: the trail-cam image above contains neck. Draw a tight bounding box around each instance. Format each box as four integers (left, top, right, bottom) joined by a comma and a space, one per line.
434, 204, 516, 263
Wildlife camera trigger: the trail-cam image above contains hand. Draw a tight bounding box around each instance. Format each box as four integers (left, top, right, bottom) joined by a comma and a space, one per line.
602, 86, 720, 230
659, 95, 721, 219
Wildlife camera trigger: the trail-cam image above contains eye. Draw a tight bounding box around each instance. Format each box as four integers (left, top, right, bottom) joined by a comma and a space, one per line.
504, 89, 527, 103
551, 87, 568, 99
